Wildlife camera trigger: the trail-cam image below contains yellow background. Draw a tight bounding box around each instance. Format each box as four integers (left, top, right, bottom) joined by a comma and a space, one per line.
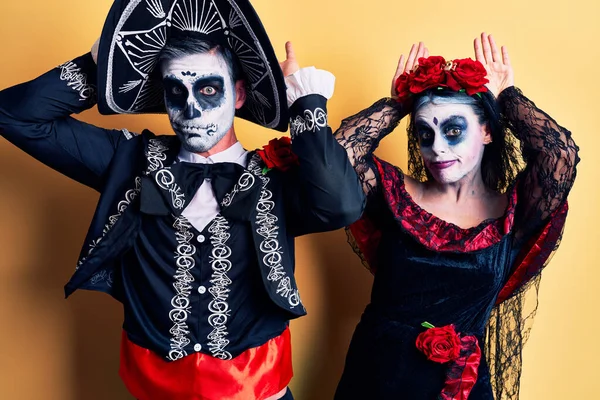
0, 0, 597, 399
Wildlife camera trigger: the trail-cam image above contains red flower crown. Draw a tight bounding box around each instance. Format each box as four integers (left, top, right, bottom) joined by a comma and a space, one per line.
395, 56, 489, 103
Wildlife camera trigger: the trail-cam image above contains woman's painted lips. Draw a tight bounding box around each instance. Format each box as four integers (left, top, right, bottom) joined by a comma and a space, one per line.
429, 160, 457, 169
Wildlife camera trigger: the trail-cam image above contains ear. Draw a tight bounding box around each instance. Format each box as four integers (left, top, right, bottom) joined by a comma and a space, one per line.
234, 80, 247, 109
482, 123, 492, 145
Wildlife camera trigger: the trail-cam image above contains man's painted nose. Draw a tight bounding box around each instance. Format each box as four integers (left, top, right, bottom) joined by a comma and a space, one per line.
184, 102, 202, 119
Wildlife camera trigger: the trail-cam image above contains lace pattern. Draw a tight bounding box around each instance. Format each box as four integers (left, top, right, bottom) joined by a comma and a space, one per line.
338, 88, 579, 399
486, 87, 578, 398
374, 157, 518, 252
334, 98, 406, 196
499, 87, 579, 242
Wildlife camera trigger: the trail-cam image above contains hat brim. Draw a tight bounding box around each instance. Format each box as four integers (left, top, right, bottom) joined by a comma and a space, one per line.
97, 0, 288, 132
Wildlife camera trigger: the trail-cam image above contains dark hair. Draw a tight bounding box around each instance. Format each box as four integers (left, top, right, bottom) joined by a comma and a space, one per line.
157, 32, 243, 82
406, 89, 521, 193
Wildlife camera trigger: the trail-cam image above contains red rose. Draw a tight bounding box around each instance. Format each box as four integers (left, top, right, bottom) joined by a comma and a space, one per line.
448, 58, 489, 96
257, 136, 299, 172
409, 56, 447, 94
394, 72, 413, 104
416, 324, 461, 363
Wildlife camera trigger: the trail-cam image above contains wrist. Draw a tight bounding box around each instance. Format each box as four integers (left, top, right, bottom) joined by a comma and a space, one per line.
91, 38, 100, 64
389, 96, 411, 115
285, 67, 335, 108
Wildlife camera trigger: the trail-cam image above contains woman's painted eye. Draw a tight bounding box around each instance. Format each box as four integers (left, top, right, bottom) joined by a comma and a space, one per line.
171, 86, 184, 96
447, 128, 462, 136
200, 86, 217, 96
420, 131, 433, 140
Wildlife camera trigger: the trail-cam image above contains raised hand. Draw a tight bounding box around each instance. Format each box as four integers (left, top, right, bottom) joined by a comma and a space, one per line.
474, 33, 514, 97
391, 42, 429, 98
279, 41, 299, 77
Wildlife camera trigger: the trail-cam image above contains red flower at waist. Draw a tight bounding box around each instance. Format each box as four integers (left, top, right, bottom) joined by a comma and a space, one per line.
416, 323, 461, 363
416, 322, 482, 400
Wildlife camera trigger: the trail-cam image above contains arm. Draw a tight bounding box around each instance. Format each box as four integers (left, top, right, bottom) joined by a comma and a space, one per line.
275, 43, 364, 236
334, 42, 428, 196
284, 70, 365, 236
500, 86, 579, 239
334, 98, 406, 196
0, 51, 131, 191
474, 33, 579, 241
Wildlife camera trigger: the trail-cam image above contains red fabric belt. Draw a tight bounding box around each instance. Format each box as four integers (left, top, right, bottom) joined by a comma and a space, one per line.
119, 328, 293, 400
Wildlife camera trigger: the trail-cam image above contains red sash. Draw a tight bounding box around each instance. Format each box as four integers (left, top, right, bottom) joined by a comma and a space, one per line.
119, 328, 293, 400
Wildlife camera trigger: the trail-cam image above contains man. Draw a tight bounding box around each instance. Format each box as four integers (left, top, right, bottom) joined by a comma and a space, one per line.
0, 0, 364, 399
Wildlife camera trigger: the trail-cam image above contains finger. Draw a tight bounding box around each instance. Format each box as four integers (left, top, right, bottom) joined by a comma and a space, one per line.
395, 54, 406, 76
481, 32, 493, 64
285, 41, 296, 61
501, 46, 511, 67
416, 41, 426, 60
489, 34, 501, 63
405, 43, 418, 71
474, 37, 485, 62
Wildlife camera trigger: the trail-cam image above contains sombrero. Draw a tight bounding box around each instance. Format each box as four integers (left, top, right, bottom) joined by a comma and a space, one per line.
97, 0, 288, 131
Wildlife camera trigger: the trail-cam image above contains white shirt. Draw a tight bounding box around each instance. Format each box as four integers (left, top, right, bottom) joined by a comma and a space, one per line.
178, 67, 335, 232
178, 142, 248, 232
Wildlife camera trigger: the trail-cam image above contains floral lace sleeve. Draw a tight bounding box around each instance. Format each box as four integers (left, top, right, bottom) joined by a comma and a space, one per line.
333, 98, 407, 196
498, 87, 580, 242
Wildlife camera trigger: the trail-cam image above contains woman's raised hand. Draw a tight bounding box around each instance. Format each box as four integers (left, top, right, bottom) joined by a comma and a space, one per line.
391, 42, 428, 98
474, 33, 514, 97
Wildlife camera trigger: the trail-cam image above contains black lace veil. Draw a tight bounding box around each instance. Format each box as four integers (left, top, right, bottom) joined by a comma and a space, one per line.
405, 87, 577, 399
339, 86, 578, 399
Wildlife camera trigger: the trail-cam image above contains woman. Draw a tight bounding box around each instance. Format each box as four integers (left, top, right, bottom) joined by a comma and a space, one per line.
332, 33, 579, 399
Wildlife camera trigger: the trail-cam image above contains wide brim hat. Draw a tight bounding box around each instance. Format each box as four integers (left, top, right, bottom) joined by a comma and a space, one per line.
97, 0, 288, 131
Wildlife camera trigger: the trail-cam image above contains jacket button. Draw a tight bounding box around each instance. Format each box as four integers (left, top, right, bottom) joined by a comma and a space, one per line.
198, 285, 207, 294
194, 344, 202, 352
197, 235, 206, 243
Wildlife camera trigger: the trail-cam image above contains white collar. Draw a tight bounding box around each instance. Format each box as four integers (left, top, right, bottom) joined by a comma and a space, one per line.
177, 142, 248, 167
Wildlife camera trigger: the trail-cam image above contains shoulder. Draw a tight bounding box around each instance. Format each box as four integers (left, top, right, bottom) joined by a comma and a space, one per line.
373, 156, 422, 200
490, 190, 510, 214
403, 174, 423, 202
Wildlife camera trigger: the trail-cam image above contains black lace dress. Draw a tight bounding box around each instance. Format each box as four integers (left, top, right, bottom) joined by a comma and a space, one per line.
333, 87, 579, 399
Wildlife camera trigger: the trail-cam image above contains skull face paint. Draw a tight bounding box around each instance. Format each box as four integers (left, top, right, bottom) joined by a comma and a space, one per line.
414, 102, 490, 185
162, 52, 237, 153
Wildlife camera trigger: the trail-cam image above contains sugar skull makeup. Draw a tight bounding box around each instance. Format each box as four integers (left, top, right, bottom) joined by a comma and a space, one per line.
162, 52, 238, 153
414, 102, 491, 185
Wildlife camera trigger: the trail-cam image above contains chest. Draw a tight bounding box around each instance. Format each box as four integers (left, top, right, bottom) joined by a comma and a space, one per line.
372, 228, 514, 328
137, 213, 257, 276
415, 194, 508, 230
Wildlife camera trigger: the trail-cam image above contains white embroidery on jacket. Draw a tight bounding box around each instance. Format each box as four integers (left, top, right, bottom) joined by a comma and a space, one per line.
290, 107, 327, 139
167, 215, 196, 361
247, 154, 301, 308
58, 60, 96, 101
206, 215, 233, 360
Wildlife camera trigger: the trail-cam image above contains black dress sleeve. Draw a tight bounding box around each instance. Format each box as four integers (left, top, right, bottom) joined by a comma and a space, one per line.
498, 86, 580, 244
333, 98, 407, 196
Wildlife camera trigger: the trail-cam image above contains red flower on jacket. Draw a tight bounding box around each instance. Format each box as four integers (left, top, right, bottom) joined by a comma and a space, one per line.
257, 136, 299, 172
416, 324, 461, 363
